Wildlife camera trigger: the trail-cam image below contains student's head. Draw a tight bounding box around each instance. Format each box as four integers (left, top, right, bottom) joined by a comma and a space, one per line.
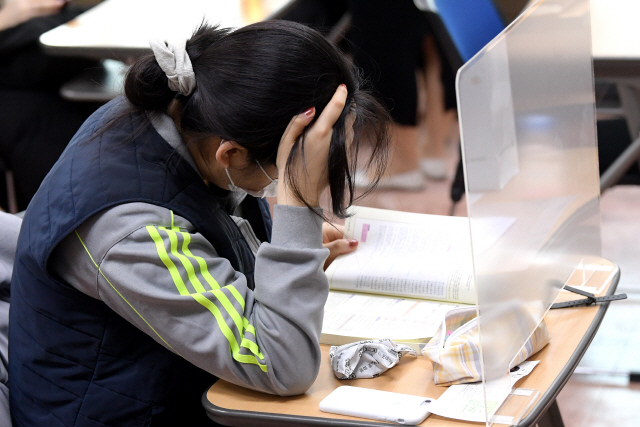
124, 20, 390, 218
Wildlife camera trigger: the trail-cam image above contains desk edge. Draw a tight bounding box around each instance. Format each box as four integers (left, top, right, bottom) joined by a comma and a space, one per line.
201, 391, 390, 427
516, 265, 620, 427
39, 40, 149, 61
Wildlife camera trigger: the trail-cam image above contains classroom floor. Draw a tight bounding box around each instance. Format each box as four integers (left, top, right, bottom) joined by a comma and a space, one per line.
344, 137, 640, 427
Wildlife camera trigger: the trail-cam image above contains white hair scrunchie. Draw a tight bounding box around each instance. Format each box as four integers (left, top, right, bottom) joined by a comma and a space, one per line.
149, 38, 197, 96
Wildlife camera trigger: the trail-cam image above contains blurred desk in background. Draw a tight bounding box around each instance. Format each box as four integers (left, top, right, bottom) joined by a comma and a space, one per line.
590, 0, 640, 189
42, 0, 296, 102
40, 0, 295, 60
591, 0, 640, 78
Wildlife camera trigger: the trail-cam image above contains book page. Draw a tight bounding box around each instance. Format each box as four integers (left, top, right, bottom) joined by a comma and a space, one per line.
321, 292, 462, 346
327, 208, 476, 304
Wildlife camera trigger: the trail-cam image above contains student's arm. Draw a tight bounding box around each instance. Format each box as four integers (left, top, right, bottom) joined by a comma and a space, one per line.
49, 201, 329, 396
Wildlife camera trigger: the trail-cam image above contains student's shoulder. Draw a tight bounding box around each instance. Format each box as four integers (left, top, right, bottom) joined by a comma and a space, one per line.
50, 202, 183, 294
86, 202, 173, 232
72, 202, 189, 257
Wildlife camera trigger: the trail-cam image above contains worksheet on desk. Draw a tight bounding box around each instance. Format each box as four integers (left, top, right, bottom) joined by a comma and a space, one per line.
428, 361, 539, 423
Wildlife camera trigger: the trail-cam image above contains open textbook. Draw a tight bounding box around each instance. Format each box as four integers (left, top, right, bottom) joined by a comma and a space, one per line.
321, 206, 514, 348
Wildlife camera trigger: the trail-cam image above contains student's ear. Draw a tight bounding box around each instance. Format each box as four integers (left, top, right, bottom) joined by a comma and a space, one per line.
215, 140, 249, 169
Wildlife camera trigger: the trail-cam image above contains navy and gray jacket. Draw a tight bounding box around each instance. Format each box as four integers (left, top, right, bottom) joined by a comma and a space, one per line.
9, 98, 330, 426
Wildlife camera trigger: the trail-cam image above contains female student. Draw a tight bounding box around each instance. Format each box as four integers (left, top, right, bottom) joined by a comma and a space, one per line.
8, 21, 390, 426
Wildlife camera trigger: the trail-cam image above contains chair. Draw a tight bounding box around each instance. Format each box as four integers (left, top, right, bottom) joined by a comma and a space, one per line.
416, 0, 504, 66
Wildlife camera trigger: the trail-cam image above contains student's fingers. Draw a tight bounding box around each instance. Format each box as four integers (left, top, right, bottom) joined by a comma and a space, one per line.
276, 108, 315, 171
310, 85, 348, 138
283, 108, 316, 145
323, 239, 358, 270
322, 223, 345, 244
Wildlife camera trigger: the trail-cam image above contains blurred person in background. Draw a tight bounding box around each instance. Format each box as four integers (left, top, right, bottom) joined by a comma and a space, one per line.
0, 0, 100, 211
283, 0, 458, 190
348, 0, 457, 189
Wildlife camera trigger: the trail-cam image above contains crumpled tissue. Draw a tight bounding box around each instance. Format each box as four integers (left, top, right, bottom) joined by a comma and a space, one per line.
329, 339, 416, 380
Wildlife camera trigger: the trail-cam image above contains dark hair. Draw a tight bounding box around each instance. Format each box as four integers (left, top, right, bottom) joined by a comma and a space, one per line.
125, 20, 390, 218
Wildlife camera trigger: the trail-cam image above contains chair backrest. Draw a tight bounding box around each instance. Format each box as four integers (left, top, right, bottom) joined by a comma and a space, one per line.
415, 0, 505, 69
435, 0, 504, 61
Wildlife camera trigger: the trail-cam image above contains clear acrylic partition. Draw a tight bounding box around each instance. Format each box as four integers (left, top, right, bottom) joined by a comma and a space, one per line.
457, 0, 604, 424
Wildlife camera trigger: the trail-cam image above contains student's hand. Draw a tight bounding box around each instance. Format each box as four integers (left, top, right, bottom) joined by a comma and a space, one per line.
276, 84, 348, 207
0, 0, 68, 31
322, 223, 357, 270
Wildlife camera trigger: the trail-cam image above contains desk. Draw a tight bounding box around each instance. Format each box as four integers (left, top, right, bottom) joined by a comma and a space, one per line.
39, 0, 296, 102
203, 259, 619, 427
591, 0, 640, 79
590, 0, 640, 190
39, 0, 295, 60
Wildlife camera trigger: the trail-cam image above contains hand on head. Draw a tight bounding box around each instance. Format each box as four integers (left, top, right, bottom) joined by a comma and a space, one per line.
276, 84, 349, 208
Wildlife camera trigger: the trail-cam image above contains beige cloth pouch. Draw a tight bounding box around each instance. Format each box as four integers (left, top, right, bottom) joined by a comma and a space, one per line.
421, 307, 550, 386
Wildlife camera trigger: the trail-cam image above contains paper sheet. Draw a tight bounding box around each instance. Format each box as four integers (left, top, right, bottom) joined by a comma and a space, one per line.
321, 292, 461, 343
428, 361, 539, 423
509, 361, 540, 384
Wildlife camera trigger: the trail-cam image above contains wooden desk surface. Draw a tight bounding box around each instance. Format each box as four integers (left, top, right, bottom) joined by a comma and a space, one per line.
205, 259, 619, 426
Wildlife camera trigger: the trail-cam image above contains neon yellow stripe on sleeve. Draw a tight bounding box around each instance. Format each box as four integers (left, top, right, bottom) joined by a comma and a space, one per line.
209, 288, 244, 336
241, 335, 264, 360
178, 230, 221, 290
226, 285, 246, 310
146, 226, 189, 296
224, 285, 263, 358
209, 288, 264, 360
191, 293, 267, 371
170, 210, 177, 230
148, 222, 266, 371
165, 215, 262, 359
158, 227, 207, 294
244, 319, 257, 337
74, 230, 179, 355
160, 225, 261, 354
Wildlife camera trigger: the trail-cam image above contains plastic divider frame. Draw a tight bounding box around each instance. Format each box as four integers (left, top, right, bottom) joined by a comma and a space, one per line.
456, 0, 600, 424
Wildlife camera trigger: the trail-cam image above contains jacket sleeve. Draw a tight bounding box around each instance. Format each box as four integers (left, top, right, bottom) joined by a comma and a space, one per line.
49, 202, 330, 396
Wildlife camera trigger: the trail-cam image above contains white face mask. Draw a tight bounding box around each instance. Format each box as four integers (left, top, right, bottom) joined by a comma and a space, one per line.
220, 140, 278, 198
225, 162, 278, 198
